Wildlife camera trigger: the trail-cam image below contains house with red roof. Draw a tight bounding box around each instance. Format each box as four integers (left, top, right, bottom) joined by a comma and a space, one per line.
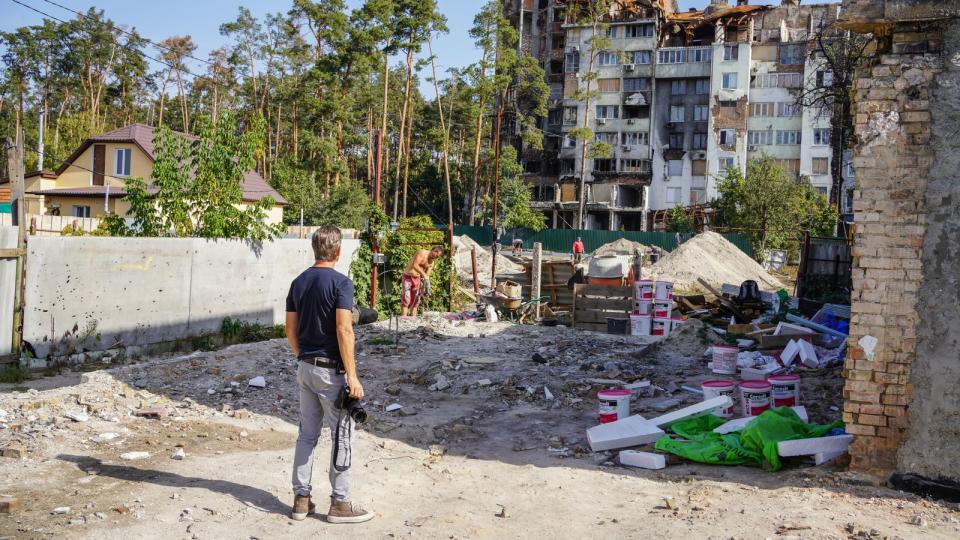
10, 123, 286, 224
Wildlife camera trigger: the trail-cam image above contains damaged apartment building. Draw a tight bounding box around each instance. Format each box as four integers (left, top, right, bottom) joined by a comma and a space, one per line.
506, 0, 842, 231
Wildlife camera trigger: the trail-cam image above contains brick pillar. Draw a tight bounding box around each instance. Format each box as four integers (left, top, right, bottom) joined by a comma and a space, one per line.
843, 29, 944, 476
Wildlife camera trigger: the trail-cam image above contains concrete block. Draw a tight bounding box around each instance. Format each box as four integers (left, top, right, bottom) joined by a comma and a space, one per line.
649, 396, 733, 428
619, 450, 666, 470
815, 450, 847, 465
777, 435, 853, 457
587, 415, 664, 452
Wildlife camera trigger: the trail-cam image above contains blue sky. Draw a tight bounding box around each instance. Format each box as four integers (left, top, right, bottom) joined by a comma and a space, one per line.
3, 0, 837, 95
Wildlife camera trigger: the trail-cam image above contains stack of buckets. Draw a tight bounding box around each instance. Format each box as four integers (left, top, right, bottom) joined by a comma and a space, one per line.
702, 371, 803, 418
630, 279, 683, 336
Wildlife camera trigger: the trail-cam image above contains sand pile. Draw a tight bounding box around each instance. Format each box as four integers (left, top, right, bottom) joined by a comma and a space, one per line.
453, 235, 524, 288
646, 231, 784, 291
592, 238, 649, 258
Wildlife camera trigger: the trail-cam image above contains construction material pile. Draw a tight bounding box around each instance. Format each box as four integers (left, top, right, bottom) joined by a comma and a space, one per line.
591, 238, 649, 258
453, 235, 524, 288
646, 231, 783, 292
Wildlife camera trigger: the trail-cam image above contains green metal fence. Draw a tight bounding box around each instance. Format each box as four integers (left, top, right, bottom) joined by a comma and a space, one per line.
452, 224, 754, 259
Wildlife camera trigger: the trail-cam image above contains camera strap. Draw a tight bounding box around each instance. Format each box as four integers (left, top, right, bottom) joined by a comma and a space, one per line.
332, 408, 353, 472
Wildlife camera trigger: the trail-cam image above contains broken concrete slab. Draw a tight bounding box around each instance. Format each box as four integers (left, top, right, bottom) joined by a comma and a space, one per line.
247, 376, 266, 388
777, 434, 853, 457
385, 403, 403, 412
619, 450, 666, 470
586, 415, 665, 452
649, 396, 733, 428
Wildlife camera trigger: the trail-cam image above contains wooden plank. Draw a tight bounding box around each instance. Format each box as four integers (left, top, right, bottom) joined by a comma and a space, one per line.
576, 284, 633, 298
573, 297, 633, 311
0, 249, 25, 258
547, 263, 558, 305
697, 278, 749, 323
573, 311, 631, 324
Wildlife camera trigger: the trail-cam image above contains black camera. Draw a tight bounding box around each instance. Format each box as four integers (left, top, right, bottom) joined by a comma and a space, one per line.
335, 386, 368, 424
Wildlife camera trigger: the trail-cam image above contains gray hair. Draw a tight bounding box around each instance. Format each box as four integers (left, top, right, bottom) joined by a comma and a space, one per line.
312, 226, 342, 262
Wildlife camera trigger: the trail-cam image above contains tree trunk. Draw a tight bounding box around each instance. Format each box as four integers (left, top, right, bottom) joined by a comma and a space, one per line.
577, 30, 598, 231
378, 48, 391, 212
468, 94, 486, 225
394, 48, 415, 222
402, 95, 415, 219
176, 69, 189, 132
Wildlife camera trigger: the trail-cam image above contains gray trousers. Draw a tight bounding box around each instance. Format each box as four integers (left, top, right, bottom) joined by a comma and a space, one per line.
292, 362, 354, 501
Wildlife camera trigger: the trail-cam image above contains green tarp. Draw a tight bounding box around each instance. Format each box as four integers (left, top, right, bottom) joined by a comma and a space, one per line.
654, 407, 844, 471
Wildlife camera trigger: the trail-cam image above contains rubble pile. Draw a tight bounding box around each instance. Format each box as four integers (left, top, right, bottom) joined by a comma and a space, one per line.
590, 238, 649, 259
646, 232, 783, 291
453, 235, 524, 288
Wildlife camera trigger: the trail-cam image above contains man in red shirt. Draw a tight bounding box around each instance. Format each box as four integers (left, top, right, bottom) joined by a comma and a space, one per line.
572, 237, 585, 264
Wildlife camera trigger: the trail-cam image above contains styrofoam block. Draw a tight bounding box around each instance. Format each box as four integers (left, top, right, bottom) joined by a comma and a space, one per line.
815, 450, 847, 465
741, 364, 781, 380
774, 322, 815, 336
780, 339, 801, 366
649, 396, 733, 428
777, 434, 853, 457
713, 406, 809, 434
620, 450, 666, 470
797, 339, 819, 368
587, 415, 664, 452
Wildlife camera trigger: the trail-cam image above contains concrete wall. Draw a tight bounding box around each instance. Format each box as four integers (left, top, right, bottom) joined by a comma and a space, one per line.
897, 18, 960, 482
0, 227, 17, 356
22, 236, 359, 358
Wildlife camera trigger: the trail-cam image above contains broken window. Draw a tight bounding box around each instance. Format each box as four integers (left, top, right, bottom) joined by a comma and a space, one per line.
563, 107, 578, 125
548, 109, 563, 125
596, 105, 619, 119
595, 131, 618, 144
816, 70, 834, 87
722, 73, 738, 89
593, 158, 615, 172
623, 77, 650, 92
621, 159, 651, 173
671, 80, 687, 95
723, 44, 739, 61
670, 106, 686, 123
565, 51, 580, 72
692, 133, 708, 150
813, 128, 831, 145
563, 134, 577, 148
524, 161, 542, 174
812, 157, 830, 175
779, 43, 805, 65
560, 159, 576, 175
598, 78, 621, 93
776, 159, 801, 177
606, 26, 618, 38
719, 156, 736, 170
777, 102, 801, 117
625, 24, 654, 38
695, 79, 710, 94
719, 129, 736, 146
623, 132, 648, 146
668, 133, 684, 149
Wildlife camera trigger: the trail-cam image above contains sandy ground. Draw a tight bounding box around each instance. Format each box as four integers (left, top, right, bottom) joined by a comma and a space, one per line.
1, 318, 958, 540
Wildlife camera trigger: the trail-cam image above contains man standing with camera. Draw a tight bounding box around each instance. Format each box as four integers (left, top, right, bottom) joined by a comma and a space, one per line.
285, 226, 374, 524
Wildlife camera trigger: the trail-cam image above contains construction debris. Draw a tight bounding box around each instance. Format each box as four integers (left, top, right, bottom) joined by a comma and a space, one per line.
646, 232, 784, 292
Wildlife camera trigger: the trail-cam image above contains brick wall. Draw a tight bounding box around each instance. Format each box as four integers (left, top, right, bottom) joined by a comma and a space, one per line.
843, 27, 945, 475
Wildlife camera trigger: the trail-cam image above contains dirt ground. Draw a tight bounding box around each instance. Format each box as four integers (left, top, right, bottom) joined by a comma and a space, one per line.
1, 317, 958, 540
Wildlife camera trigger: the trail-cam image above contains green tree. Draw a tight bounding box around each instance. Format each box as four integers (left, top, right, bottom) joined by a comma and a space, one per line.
715, 154, 838, 259
110, 111, 285, 241
665, 206, 694, 234
477, 145, 545, 231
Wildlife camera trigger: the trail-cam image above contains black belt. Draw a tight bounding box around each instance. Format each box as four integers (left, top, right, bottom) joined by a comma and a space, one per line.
299, 357, 340, 369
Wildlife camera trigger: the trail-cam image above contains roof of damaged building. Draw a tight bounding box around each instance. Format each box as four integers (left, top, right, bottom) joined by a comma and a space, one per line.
666, 4, 768, 25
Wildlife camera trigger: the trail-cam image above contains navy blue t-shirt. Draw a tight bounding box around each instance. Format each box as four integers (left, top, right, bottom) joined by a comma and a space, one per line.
285, 267, 354, 362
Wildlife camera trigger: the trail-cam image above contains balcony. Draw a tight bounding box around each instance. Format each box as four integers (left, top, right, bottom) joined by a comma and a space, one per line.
655, 46, 713, 78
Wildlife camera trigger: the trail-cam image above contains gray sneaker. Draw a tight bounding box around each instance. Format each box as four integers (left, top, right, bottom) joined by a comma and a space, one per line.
326, 500, 374, 524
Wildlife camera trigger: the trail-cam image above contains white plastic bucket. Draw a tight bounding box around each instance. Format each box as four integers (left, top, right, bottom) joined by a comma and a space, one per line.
630, 315, 652, 336
598, 389, 631, 424
655, 280, 674, 301
711, 345, 739, 375
635, 279, 654, 300
740, 380, 773, 416
652, 317, 671, 337
768, 374, 801, 408
653, 300, 673, 319
702, 380, 737, 418
634, 300, 652, 316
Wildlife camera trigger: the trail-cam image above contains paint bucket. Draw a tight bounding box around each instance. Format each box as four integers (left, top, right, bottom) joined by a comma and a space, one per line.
768, 374, 801, 408
652, 317, 671, 337
702, 379, 737, 418
634, 299, 652, 316
740, 380, 773, 416
598, 389, 631, 424
630, 315, 652, 336
636, 279, 654, 300
671, 316, 685, 331
653, 300, 673, 319
655, 280, 674, 301
711, 345, 739, 375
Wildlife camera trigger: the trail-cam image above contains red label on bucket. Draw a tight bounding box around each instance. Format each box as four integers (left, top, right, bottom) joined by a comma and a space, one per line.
741, 381, 772, 416
768, 374, 801, 408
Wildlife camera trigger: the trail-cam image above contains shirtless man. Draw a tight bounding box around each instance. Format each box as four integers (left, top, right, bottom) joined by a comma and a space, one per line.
401, 246, 443, 317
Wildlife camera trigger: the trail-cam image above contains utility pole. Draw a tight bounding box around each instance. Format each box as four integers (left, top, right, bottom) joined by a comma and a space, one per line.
5, 134, 26, 358
371, 129, 383, 307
